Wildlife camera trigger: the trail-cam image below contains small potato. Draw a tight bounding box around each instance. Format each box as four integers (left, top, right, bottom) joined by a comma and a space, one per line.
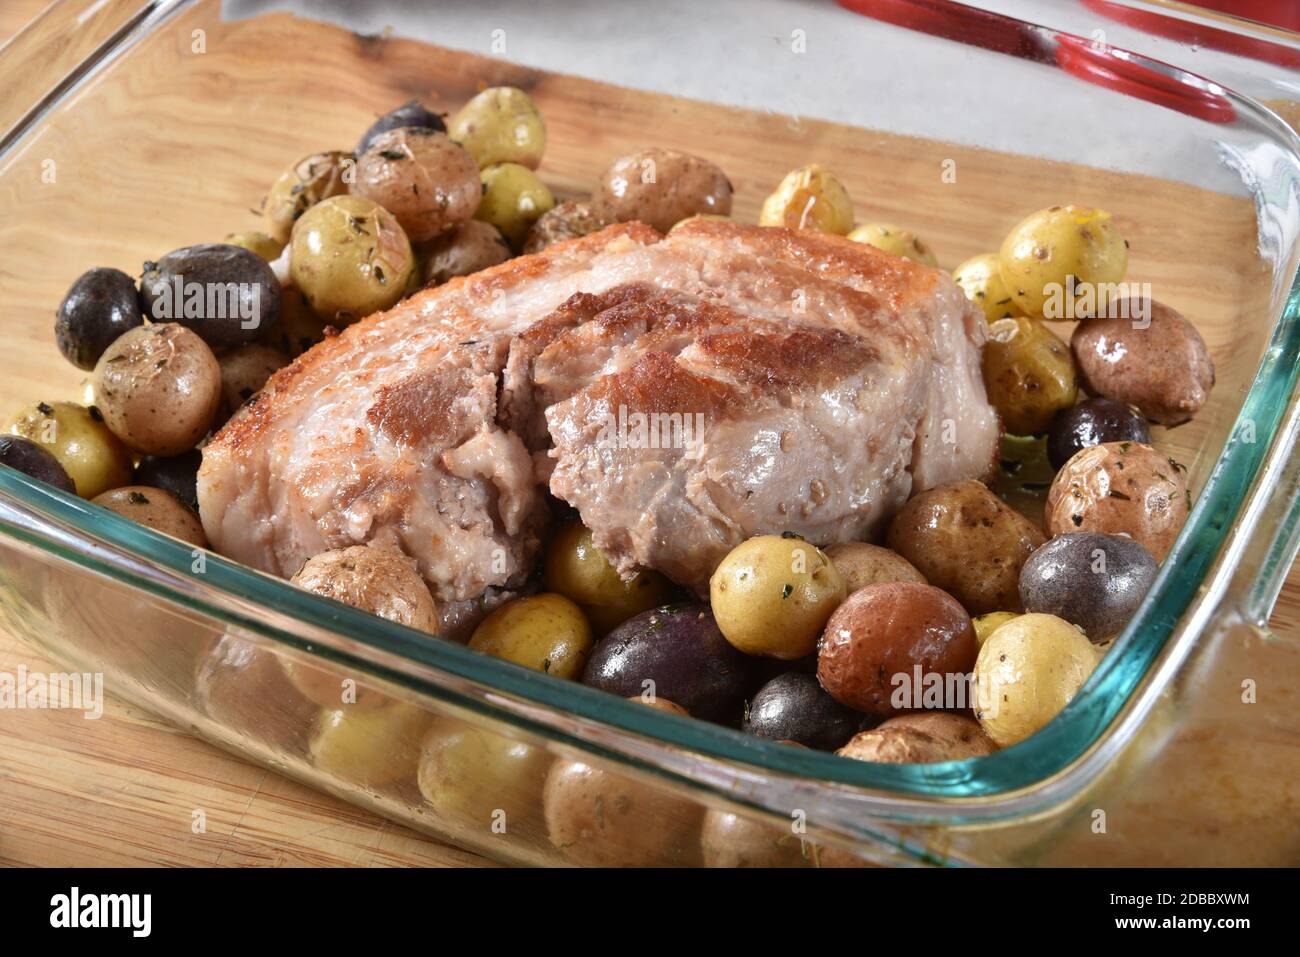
92, 323, 221, 456
0, 434, 76, 494
523, 200, 611, 254
287, 544, 439, 707
543, 522, 672, 635
217, 343, 287, 420
592, 148, 733, 233
353, 128, 482, 243
543, 696, 703, 866
257, 285, 330, 357
289, 195, 414, 324
838, 712, 996, 763
847, 223, 938, 266
974, 613, 1099, 747
139, 244, 282, 348
1019, 531, 1157, 641
582, 604, 758, 724
743, 671, 865, 751
6, 400, 132, 499
972, 611, 1018, 647
998, 204, 1128, 319
91, 486, 207, 547
55, 267, 144, 370
468, 593, 593, 679
133, 449, 201, 512
1044, 441, 1190, 561
420, 220, 512, 287
1046, 397, 1150, 471
886, 480, 1046, 615
475, 162, 556, 248
701, 807, 814, 868
982, 315, 1078, 435
223, 231, 283, 262
952, 253, 1024, 322
759, 164, 853, 234
448, 86, 546, 170
195, 634, 319, 751
1071, 297, 1214, 426
309, 701, 432, 788
824, 542, 926, 593
709, 535, 846, 659
263, 150, 354, 244
817, 582, 977, 715
417, 718, 550, 835
356, 99, 448, 155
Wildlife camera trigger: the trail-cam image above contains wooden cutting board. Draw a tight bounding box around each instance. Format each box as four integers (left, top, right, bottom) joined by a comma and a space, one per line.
0, 1, 1296, 868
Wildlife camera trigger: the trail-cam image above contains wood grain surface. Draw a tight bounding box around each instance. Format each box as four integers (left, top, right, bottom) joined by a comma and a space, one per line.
0, 1, 1296, 868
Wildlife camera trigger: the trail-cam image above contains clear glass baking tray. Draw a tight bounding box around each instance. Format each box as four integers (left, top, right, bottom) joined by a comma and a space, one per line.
1, 0, 1298, 866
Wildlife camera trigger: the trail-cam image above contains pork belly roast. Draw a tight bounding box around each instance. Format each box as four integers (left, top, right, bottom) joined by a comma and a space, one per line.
198, 220, 998, 605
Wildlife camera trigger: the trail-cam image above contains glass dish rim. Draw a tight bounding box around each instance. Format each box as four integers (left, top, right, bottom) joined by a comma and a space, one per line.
2, 0, 1299, 816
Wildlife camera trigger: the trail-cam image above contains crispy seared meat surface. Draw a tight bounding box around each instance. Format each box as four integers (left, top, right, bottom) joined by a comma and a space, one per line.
198, 220, 998, 600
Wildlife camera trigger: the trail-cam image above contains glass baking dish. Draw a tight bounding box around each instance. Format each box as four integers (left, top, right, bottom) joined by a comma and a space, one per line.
1, 0, 1298, 866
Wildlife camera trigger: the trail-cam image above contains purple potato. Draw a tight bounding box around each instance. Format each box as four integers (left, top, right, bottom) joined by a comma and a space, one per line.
133, 449, 202, 512
1019, 531, 1157, 641
0, 435, 76, 494
140, 244, 281, 347
582, 603, 759, 723
356, 100, 447, 154
1047, 398, 1150, 471
743, 671, 868, 751
55, 267, 143, 370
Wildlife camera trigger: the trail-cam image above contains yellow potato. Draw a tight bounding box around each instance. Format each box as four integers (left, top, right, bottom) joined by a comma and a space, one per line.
709, 535, 845, 658
6, 400, 131, 499
417, 719, 549, 834
309, 701, 433, 787
982, 315, 1077, 436
448, 86, 546, 170
847, 223, 938, 266
972, 611, 1019, 647
759, 164, 853, 234
952, 253, 1025, 322
475, 162, 556, 249
468, 593, 593, 678
543, 522, 672, 634
974, 613, 1099, 747
998, 205, 1127, 319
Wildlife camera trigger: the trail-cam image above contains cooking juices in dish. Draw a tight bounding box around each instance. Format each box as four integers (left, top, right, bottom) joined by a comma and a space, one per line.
3, 87, 1217, 860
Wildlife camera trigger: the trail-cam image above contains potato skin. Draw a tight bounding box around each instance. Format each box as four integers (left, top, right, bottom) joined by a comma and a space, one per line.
982, 315, 1077, 436
5, 400, 132, 499
523, 200, 610, 254
1044, 441, 1190, 561
217, 343, 287, 421
475, 162, 556, 248
1019, 531, 1157, 641
263, 150, 353, 245
758, 164, 852, 234
592, 147, 733, 233
952, 253, 1024, 323
710, 535, 846, 659
824, 542, 926, 592
354, 128, 481, 243
974, 613, 1098, 747
543, 697, 703, 866
92, 324, 221, 457
91, 485, 207, 547
701, 807, 812, 868
837, 712, 995, 764
817, 582, 977, 716
291, 544, 438, 631
847, 223, 937, 266
998, 204, 1127, 319
420, 220, 511, 287
448, 86, 546, 170
468, 593, 593, 679
886, 480, 1046, 615
1071, 297, 1214, 426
